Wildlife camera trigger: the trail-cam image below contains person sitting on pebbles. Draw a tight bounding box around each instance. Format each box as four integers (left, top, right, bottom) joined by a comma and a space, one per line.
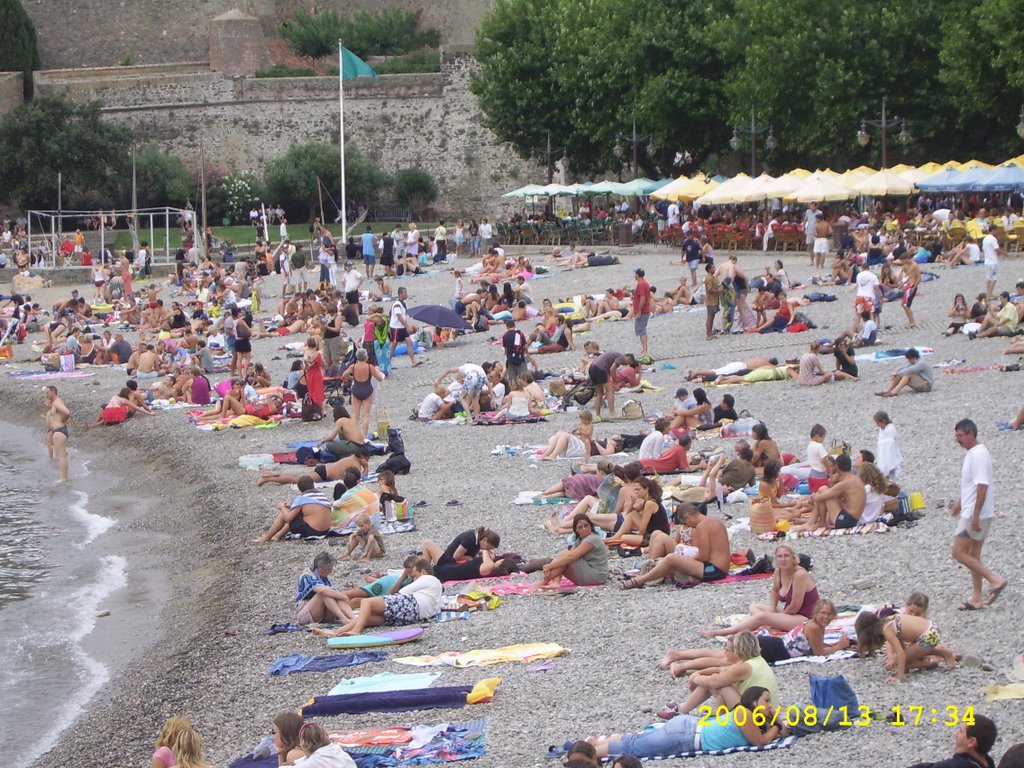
253, 476, 334, 542
875, 347, 934, 397
312, 557, 442, 637
619, 502, 731, 589
535, 513, 610, 590
294, 551, 353, 625
855, 609, 958, 683
792, 453, 866, 531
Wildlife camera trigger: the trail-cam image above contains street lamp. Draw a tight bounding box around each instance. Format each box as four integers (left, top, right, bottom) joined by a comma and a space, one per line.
729, 112, 776, 176
613, 119, 655, 178
856, 97, 910, 168
1016, 105, 1024, 139
532, 131, 565, 185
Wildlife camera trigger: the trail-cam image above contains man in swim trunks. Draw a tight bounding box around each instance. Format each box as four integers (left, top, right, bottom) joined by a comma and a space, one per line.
898, 254, 921, 329
256, 453, 368, 487
795, 453, 866, 531
813, 211, 832, 269
619, 503, 731, 588
44, 385, 71, 483
253, 476, 334, 542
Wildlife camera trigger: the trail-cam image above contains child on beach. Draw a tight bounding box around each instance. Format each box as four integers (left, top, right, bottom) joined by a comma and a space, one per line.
295, 722, 357, 768
171, 728, 212, 768
340, 555, 418, 606
855, 605, 958, 682
342, 513, 384, 561
151, 716, 191, 768
295, 552, 353, 625
271, 711, 304, 766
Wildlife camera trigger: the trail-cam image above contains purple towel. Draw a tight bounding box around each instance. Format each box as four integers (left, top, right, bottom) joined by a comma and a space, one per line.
301, 685, 473, 717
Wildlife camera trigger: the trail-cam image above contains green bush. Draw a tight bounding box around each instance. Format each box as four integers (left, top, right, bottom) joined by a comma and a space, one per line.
393, 168, 438, 219
375, 49, 441, 75
256, 63, 316, 78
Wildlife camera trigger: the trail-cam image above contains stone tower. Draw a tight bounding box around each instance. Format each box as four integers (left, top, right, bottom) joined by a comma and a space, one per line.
209, 9, 267, 77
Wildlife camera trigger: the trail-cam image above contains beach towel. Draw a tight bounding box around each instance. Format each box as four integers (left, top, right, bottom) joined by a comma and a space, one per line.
855, 346, 934, 362
758, 521, 891, 539
303, 685, 475, 717
267, 651, 386, 676
230, 718, 488, 768
669, 572, 773, 589
395, 643, 568, 668
475, 412, 547, 425
773, 650, 858, 666
434, 609, 473, 623
547, 734, 797, 760
485, 577, 599, 596
8, 369, 95, 380
328, 671, 442, 696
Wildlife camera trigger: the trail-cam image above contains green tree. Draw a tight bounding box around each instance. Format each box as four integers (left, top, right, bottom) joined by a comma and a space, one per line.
264, 142, 388, 222
708, 0, 956, 169
340, 10, 440, 58
279, 9, 343, 69
0, 0, 41, 98
939, 0, 1024, 159
0, 94, 131, 209
394, 168, 438, 218
133, 144, 192, 208
473, 0, 728, 178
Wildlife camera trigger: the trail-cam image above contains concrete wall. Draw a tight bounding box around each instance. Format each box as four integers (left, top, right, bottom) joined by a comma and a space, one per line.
35, 53, 539, 218
23, 0, 496, 70
0, 73, 24, 118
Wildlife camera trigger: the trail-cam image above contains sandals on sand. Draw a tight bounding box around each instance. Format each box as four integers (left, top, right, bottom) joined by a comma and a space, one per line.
618, 577, 645, 590
986, 581, 1008, 605
957, 601, 983, 611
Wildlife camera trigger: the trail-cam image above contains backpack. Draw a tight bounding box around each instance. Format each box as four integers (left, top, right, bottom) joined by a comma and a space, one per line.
386, 427, 406, 455
378, 453, 411, 475
507, 330, 527, 365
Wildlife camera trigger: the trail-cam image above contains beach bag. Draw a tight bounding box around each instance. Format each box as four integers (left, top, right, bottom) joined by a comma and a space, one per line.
792, 674, 859, 737
387, 497, 411, 522
301, 395, 323, 422
42, 354, 60, 371
617, 433, 647, 451
101, 405, 129, 424
295, 446, 320, 465
386, 426, 405, 455
60, 353, 75, 372
621, 400, 644, 420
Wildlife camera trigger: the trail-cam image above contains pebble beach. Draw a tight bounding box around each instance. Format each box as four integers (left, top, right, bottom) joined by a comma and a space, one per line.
5, 243, 1022, 768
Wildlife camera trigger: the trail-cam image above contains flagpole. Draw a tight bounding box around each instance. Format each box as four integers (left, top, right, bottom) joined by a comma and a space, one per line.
338, 40, 347, 242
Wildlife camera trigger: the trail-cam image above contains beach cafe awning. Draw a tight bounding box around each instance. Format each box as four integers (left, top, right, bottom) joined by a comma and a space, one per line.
694, 173, 753, 205
916, 168, 971, 191
785, 172, 855, 203
501, 184, 546, 198
851, 168, 916, 197
737, 173, 778, 202
757, 169, 812, 199
651, 174, 718, 202
976, 164, 1024, 192
949, 166, 1000, 192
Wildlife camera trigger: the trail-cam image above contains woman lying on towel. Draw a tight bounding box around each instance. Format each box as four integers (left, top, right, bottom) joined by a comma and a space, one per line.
420, 527, 518, 581
660, 599, 851, 676
698, 544, 819, 638
535, 514, 609, 589
585, 685, 788, 759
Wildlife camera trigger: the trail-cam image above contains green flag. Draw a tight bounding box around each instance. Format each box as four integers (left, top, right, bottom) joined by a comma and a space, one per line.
339, 45, 378, 81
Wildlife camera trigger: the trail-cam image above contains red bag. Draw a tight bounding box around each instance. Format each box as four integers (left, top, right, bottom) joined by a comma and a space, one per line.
786, 322, 810, 333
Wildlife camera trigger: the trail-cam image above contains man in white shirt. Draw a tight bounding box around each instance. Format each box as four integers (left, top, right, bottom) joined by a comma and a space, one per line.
950, 418, 1006, 610
478, 218, 493, 248
854, 267, 881, 330
667, 202, 680, 228
388, 286, 419, 367
803, 202, 819, 264
342, 262, 364, 311
981, 232, 1000, 299
638, 417, 671, 460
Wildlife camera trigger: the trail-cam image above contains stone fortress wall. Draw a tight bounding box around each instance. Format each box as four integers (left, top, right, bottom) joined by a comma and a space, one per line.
19, 1, 534, 218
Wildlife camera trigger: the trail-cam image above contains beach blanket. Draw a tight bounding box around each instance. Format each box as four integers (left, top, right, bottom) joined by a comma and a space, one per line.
485, 577, 598, 596
475, 412, 547, 425
8, 369, 96, 380
229, 717, 488, 768
395, 643, 568, 668
267, 651, 387, 676
547, 734, 796, 760
758, 521, 891, 540
669, 572, 773, 589
855, 346, 934, 362
328, 671, 442, 696
302, 686, 475, 717
773, 650, 858, 666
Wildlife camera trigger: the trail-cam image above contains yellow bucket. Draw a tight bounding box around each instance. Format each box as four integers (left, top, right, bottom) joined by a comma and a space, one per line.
375, 409, 391, 440
909, 492, 926, 511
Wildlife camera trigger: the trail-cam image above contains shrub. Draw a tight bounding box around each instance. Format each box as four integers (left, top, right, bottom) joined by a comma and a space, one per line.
374, 49, 441, 75
255, 63, 316, 78
394, 168, 438, 219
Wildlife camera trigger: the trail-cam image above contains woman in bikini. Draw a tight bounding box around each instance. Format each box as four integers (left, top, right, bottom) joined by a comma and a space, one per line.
605, 476, 670, 549
699, 544, 819, 638
750, 423, 781, 470
341, 348, 383, 439
195, 379, 248, 424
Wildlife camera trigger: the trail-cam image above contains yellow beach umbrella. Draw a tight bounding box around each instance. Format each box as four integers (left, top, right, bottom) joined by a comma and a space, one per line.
1006, 154, 1024, 168
851, 168, 916, 196
785, 171, 856, 203
959, 159, 996, 170
737, 172, 778, 202
695, 173, 754, 205
650, 174, 718, 202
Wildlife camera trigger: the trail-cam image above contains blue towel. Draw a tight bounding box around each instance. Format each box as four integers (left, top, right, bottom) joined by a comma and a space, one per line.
301, 685, 473, 716
267, 651, 387, 676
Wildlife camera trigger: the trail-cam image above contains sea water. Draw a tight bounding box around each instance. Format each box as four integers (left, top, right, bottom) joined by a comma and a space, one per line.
0, 421, 126, 768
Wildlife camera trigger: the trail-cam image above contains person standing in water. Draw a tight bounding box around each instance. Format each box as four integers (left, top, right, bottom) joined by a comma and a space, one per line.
44, 385, 71, 483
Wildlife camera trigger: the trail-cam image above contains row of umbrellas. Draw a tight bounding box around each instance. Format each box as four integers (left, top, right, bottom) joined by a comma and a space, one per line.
504, 153, 1024, 207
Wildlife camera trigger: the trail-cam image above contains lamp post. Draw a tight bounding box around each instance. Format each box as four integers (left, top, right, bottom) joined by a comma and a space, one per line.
729, 112, 776, 176
613, 119, 655, 178
857, 97, 910, 168
1016, 105, 1024, 139
532, 131, 565, 185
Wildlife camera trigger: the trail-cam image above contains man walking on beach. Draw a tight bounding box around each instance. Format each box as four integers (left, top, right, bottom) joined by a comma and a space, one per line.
630, 268, 653, 361
44, 385, 70, 483
950, 419, 1007, 611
